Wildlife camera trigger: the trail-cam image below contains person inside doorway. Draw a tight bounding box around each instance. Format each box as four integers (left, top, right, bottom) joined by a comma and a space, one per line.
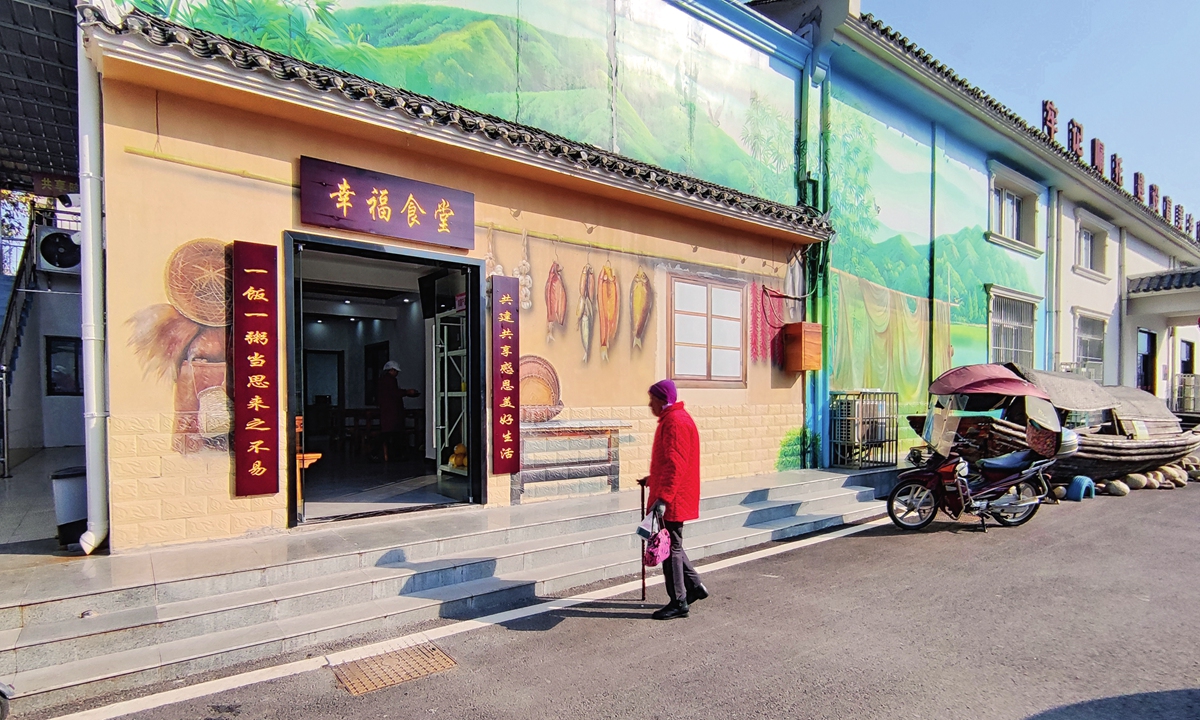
376, 360, 420, 462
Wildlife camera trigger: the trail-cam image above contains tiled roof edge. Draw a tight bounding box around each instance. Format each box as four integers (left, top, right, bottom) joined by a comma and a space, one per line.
1127, 268, 1200, 294
80, 6, 832, 240
852, 13, 1199, 251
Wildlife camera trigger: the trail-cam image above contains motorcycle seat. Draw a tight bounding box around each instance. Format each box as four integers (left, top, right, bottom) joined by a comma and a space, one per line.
978, 449, 1039, 473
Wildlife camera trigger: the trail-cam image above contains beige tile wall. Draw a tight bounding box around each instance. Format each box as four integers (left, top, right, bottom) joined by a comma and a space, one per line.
107, 413, 286, 550
559, 404, 805, 487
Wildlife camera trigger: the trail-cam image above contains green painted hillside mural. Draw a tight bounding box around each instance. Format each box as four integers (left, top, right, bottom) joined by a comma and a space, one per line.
827, 88, 1041, 436
121, 0, 799, 204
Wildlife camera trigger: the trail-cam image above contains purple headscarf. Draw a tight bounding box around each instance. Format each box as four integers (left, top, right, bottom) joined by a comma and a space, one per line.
648, 379, 678, 406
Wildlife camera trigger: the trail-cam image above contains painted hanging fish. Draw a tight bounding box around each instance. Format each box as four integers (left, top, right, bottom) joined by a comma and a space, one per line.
513, 231, 533, 310
578, 263, 596, 362
545, 261, 567, 342
597, 264, 620, 361
630, 268, 653, 350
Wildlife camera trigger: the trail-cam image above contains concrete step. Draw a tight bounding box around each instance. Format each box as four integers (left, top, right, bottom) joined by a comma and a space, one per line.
6, 492, 885, 711
1, 485, 876, 674
7, 575, 538, 712
524, 501, 887, 596
5, 471, 862, 631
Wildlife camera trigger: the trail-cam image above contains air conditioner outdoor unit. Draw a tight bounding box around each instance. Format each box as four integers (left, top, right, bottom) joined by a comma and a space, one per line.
35, 226, 81, 274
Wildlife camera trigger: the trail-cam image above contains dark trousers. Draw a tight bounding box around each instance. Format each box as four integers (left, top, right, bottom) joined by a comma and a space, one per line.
663, 521, 703, 604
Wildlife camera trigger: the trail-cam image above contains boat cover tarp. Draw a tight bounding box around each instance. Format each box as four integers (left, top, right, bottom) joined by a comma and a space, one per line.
1104, 384, 1182, 435
1006, 364, 1119, 412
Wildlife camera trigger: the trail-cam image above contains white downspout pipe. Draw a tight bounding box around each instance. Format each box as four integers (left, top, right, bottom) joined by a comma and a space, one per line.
1045, 189, 1059, 370
78, 28, 109, 555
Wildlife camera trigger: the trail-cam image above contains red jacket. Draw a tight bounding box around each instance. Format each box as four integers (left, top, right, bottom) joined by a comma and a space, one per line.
647, 402, 700, 522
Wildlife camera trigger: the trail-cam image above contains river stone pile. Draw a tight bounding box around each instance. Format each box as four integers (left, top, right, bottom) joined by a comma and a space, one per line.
1118, 459, 1196, 495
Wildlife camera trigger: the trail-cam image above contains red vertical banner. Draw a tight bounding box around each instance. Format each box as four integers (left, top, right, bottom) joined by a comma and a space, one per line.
491, 275, 521, 474
232, 241, 280, 496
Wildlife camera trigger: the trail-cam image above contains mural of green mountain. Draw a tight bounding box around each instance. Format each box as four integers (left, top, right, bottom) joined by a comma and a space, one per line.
935, 225, 1034, 324
123, 0, 797, 204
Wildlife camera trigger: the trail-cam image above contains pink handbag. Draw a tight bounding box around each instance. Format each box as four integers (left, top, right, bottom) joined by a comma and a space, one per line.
643, 526, 671, 567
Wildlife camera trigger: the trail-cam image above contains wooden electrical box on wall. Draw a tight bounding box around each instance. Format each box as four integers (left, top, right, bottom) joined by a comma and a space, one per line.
782, 322, 822, 372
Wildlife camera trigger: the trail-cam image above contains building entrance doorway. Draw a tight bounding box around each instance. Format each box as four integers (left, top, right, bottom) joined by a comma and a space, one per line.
1137, 328, 1157, 395
288, 235, 484, 523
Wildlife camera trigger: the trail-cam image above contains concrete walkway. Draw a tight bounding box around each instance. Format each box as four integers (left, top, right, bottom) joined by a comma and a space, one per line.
0, 446, 85, 551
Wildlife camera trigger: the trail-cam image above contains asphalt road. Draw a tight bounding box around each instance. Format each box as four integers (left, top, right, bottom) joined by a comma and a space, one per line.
115, 489, 1200, 720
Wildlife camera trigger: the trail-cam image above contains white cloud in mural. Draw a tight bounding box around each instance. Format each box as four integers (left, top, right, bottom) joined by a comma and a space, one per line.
871, 125, 933, 242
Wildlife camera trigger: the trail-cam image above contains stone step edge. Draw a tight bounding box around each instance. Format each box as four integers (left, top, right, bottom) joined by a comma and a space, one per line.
6, 499, 884, 699
7, 486, 876, 650
4, 472, 859, 613
520, 503, 888, 591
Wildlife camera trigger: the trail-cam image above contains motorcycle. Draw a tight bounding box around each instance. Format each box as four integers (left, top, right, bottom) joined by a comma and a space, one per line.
887, 445, 1066, 531
888, 363, 1078, 532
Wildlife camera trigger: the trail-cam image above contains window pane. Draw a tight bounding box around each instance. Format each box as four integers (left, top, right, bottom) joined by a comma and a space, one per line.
711, 348, 742, 378
674, 345, 707, 376
711, 287, 742, 318
674, 313, 707, 345
1006, 193, 1022, 242
47, 339, 81, 395
992, 187, 1003, 234
711, 318, 741, 348
1080, 230, 1093, 268
674, 281, 707, 314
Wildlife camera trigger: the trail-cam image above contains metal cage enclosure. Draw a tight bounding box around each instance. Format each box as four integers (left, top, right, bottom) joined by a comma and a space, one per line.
829, 390, 899, 469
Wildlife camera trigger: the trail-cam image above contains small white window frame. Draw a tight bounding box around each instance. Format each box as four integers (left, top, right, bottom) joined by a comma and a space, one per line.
987, 160, 1045, 259
1071, 207, 1112, 283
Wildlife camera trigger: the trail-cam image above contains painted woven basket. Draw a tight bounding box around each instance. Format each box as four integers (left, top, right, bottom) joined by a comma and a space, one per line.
519, 355, 564, 423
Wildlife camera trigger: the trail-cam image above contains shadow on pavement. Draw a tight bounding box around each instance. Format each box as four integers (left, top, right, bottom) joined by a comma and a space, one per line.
500, 600, 657, 631
1026, 689, 1200, 719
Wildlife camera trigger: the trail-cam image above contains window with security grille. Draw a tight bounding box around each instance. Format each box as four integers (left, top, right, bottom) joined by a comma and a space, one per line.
989, 295, 1036, 367
1075, 316, 1105, 381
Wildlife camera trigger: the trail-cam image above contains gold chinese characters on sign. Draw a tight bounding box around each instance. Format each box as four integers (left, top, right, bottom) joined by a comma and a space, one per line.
233, 242, 280, 496
491, 276, 520, 474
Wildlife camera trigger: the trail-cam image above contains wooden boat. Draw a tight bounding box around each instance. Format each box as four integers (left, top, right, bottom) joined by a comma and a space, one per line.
909, 364, 1200, 481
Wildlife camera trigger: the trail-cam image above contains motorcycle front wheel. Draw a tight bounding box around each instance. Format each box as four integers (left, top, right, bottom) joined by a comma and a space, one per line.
887, 480, 938, 530
990, 480, 1040, 527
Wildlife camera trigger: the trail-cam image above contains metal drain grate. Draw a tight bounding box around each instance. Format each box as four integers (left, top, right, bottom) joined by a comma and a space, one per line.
333, 642, 457, 695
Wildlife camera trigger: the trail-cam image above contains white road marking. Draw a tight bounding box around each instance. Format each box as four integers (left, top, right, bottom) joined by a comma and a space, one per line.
49, 517, 888, 720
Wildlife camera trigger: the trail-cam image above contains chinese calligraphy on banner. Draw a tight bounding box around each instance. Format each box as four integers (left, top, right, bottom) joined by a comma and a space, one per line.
30, 172, 79, 197
299, 157, 475, 250
233, 241, 280, 496
491, 276, 521, 474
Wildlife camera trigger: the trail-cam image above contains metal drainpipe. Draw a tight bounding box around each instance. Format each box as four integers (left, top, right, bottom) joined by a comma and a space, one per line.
1050, 189, 1062, 371
78, 28, 109, 555
1117, 227, 1127, 384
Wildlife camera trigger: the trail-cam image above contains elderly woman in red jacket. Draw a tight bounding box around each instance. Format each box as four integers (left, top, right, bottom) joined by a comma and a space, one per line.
639, 379, 708, 620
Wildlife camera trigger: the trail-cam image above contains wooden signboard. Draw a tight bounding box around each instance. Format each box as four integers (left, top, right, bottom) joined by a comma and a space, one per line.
233, 241, 280, 496
491, 276, 521, 474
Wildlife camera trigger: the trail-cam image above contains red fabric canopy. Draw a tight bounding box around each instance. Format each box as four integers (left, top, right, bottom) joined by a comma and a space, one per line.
929, 364, 1050, 399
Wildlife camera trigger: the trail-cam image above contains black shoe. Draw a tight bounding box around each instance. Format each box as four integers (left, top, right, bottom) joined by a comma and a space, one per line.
651, 601, 689, 620
686, 584, 709, 604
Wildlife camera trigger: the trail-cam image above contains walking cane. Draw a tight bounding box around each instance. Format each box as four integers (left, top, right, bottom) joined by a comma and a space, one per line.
640, 481, 646, 601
